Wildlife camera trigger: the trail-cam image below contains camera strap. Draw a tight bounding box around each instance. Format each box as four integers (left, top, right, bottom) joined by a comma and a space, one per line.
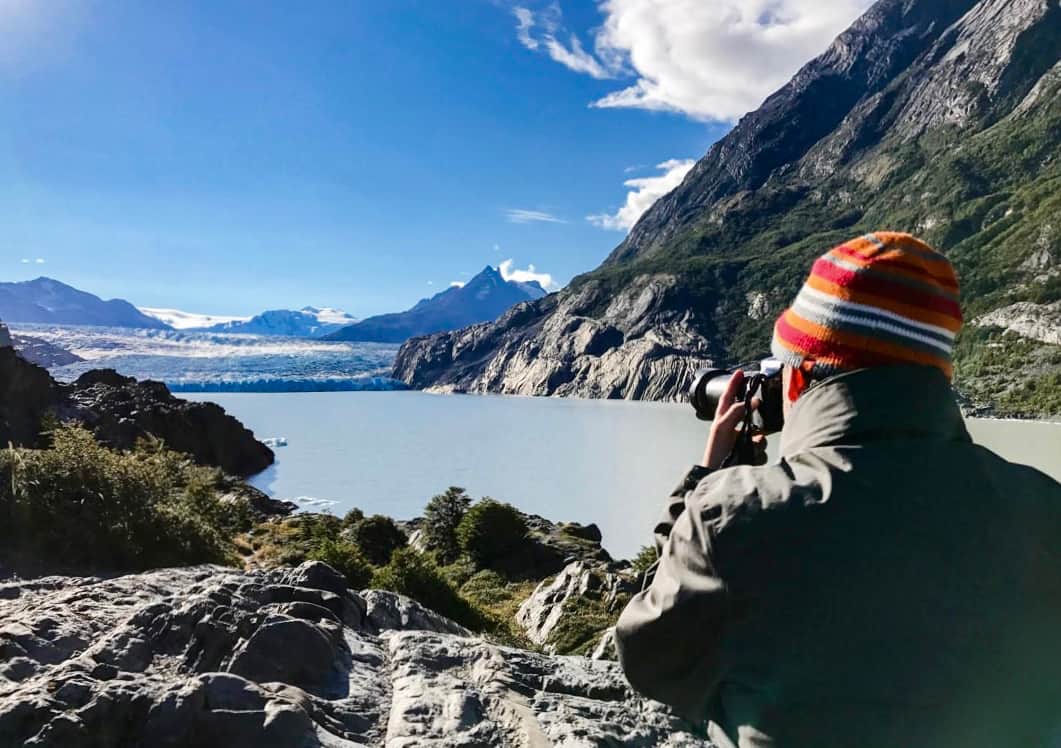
722, 374, 764, 468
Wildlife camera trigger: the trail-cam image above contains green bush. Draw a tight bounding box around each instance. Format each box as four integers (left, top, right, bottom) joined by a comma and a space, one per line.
456, 499, 528, 568
341, 507, 364, 528
371, 548, 484, 630
630, 545, 658, 574
350, 514, 407, 565
421, 486, 472, 564
309, 538, 373, 589
0, 425, 238, 570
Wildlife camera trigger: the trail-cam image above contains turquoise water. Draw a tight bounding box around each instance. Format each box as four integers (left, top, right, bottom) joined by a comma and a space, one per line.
186, 392, 1061, 559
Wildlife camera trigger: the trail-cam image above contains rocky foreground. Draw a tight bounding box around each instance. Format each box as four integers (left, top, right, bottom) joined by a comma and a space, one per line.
0, 562, 709, 747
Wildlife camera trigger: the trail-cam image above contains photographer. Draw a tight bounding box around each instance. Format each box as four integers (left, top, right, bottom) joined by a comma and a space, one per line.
615, 232, 1061, 748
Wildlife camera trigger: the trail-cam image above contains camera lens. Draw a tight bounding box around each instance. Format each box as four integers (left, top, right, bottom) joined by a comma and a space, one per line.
689, 368, 741, 421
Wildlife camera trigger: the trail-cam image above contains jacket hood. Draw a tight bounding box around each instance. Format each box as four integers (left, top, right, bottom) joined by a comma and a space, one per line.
780, 365, 970, 457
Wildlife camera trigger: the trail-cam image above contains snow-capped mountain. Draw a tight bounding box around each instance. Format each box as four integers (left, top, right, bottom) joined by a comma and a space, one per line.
326, 265, 546, 343
194, 307, 358, 338
139, 307, 251, 330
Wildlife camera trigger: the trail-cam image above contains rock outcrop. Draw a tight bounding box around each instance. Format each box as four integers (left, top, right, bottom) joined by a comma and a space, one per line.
0, 562, 710, 747
8, 333, 83, 368
516, 561, 637, 656
0, 349, 273, 477
972, 300, 1061, 345
394, 0, 1061, 415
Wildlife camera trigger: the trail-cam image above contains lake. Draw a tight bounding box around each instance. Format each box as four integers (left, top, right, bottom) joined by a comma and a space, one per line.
186, 391, 1061, 559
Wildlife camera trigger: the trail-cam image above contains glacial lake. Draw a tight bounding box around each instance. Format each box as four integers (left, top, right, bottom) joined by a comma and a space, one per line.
186, 392, 1061, 559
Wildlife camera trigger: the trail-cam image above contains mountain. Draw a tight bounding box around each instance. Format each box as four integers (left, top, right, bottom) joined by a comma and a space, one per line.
195, 307, 358, 338
139, 307, 251, 330
0, 277, 169, 329
393, 0, 1061, 417
327, 266, 547, 343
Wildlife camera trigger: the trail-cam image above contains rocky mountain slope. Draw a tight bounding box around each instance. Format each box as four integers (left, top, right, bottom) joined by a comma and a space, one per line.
0, 345, 273, 477
0, 562, 706, 747
394, 0, 1061, 416
331, 266, 546, 344
0, 278, 169, 329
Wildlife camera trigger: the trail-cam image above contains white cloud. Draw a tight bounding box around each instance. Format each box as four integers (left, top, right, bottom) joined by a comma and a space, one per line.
514, 6, 538, 49
20, 257, 45, 264
514, 0, 873, 121
513, 4, 613, 80
427, 281, 435, 286
449, 281, 466, 288
505, 208, 567, 224
499, 259, 560, 291
588, 158, 695, 231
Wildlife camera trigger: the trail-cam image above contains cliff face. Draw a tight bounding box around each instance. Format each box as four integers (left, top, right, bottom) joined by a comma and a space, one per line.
394, 0, 1061, 414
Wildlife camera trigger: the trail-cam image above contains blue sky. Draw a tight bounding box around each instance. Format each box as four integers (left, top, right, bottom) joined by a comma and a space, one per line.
0, 0, 868, 317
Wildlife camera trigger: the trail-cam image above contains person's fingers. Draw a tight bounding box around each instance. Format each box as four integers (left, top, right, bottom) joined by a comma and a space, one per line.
715, 370, 745, 418
749, 396, 762, 412
717, 400, 746, 429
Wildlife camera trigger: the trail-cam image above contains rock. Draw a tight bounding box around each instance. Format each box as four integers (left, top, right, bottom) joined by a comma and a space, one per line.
560, 522, 603, 544
972, 301, 1061, 345
0, 350, 274, 477
591, 627, 619, 662
9, 334, 83, 368
516, 561, 638, 654
0, 322, 11, 348
0, 562, 708, 746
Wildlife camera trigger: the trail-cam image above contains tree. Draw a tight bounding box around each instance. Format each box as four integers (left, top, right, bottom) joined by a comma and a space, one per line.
455, 499, 527, 568
350, 514, 407, 565
421, 486, 472, 564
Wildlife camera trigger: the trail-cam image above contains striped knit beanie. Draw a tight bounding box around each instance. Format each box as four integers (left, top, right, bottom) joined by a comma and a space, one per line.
771, 232, 962, 380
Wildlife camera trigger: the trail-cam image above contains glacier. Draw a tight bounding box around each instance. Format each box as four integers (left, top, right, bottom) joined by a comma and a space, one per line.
10, 324, 405, 393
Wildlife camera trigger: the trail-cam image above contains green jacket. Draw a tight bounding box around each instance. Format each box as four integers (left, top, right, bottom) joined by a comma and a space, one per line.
616, 365, 1061, 747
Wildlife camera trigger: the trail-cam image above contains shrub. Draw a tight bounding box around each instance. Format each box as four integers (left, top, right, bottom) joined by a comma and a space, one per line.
350, 514, 407, 565
456, 499, 528, 568
0, 424, 237, 570
421, 486, 472, 564
309, 538, 373, 589
371, 548, 484, 629
341, 507, 364, 528
630, 545, 658, 574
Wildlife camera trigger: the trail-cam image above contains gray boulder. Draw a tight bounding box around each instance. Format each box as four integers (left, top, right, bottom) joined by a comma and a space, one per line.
516, 561, 638, 656
0, 562, 711, 747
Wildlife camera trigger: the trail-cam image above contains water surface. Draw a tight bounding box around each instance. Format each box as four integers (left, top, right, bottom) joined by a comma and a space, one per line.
187, 391, 1061, 558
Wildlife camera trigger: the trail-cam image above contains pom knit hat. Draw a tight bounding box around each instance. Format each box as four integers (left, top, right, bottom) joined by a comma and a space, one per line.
771, 232, 962, 380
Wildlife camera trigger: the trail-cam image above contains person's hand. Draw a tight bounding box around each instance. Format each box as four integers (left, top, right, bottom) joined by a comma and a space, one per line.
701, 370, 766, 469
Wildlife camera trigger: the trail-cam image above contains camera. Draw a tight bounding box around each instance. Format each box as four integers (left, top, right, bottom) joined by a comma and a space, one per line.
688, 358, 785, 434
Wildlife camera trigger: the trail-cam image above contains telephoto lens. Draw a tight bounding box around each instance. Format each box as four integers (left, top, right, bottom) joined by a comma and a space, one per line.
688, 359, 785, 434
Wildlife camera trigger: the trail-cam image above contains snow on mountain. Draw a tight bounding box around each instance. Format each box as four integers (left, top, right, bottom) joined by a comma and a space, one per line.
197, 307, 358, 338
300, 307, 357, 325
140, 307, 251, 330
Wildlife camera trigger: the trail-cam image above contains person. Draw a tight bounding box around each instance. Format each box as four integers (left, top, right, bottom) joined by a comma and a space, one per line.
614, 232, 1061, 748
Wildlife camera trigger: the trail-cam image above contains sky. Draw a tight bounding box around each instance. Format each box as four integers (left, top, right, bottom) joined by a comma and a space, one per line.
0, 0, 871, 317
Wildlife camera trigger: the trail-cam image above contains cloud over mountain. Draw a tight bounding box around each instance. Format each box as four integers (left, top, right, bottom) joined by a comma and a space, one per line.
514, 0, 873, 121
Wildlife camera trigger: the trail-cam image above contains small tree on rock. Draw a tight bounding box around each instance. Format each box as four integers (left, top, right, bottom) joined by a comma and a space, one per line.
422, 486, 472, 564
